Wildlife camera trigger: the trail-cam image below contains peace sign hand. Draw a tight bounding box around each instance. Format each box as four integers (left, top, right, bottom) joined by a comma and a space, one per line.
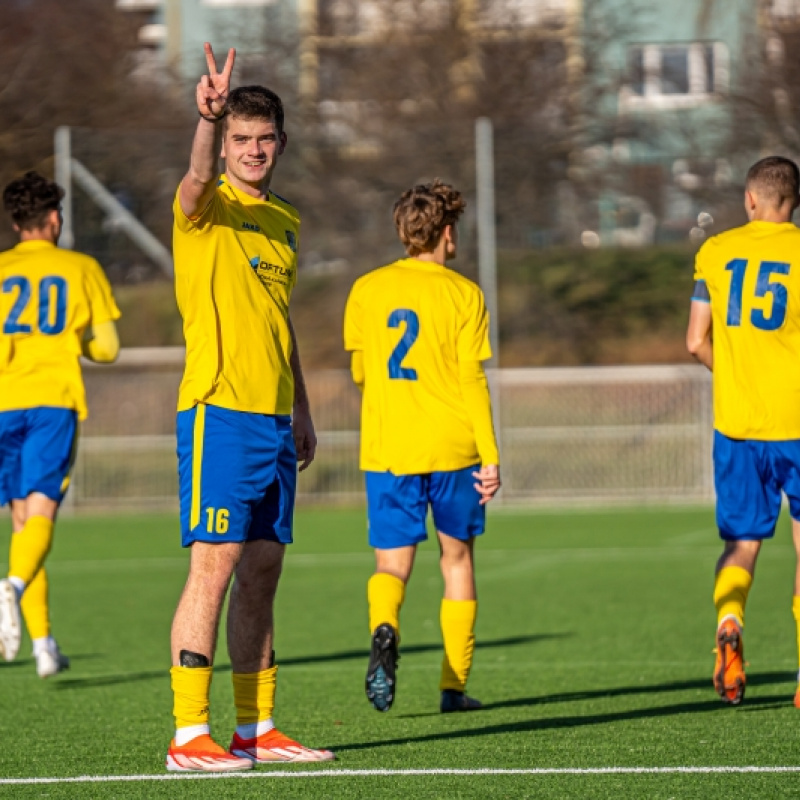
197, 42, 235, 120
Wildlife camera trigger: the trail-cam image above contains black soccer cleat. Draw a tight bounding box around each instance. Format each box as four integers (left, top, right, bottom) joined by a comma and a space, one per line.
440, 690, 483, 713
365, 623, 399, 712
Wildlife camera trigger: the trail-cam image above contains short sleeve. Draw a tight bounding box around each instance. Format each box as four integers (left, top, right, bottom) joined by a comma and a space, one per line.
173, 181, 221, 234
84, 258, 121, 325
457, 286, 492, 362
343, 280, 364, 352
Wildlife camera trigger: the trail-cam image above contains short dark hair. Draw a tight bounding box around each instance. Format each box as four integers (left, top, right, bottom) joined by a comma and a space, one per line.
393, 179, 466, 256
746, 156, 800, 207
225, 85, 284, 132
2, 171, 64, 230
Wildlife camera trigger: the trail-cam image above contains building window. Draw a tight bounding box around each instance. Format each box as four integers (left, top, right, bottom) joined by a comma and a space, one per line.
201, 0, 278, 6
622, 42, 728, 110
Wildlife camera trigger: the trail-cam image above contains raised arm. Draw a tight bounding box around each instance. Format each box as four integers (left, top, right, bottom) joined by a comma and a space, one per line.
178, 43, 236, 219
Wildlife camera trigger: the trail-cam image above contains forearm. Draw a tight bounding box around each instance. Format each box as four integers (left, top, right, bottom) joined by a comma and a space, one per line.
691, 339, 713, 371
289, 318, 309, 410
180, 119, 224, 217
459, 361, 499, 466
82, 320, 120, 363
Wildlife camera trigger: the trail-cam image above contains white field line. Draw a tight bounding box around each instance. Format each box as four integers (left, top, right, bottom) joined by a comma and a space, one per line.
3, 767, 800, 785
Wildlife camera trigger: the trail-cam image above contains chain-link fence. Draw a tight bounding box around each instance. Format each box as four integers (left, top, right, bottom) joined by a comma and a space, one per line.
68, 349, 713, 510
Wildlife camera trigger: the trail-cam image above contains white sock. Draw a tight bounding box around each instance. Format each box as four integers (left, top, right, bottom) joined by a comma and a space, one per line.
32, 637, 52, 657
236, 718, 275, 740
7, 576, 25, 600
175, 724, 210, 746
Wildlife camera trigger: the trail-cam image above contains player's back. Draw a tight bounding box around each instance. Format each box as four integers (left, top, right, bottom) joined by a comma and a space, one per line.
0, 241, 117, 419
346, 257, 490, 474
696, 220, 800, 439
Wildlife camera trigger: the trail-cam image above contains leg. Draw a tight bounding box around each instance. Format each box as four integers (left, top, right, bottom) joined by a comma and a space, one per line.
438, 532, 481, 712
363, 471, 428, 713
227, 539, 285, 673
791, 518, 800, 707
712, 540, 760, 706
0, 493, 58, 662
171, 541, 242, 666
167, 541, 253, 773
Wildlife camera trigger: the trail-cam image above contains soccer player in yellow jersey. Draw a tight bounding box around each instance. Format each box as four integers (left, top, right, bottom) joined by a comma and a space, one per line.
0, 171, 120, 677
687, 156, 800, 706
165, 44, 333, 772
344, 179, 501, 714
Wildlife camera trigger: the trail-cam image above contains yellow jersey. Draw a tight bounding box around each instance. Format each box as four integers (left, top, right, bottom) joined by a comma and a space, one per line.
344, 257, 496, 474
694, 220, 800, 439
0, 240, 120, 420
173, 178, 300, 415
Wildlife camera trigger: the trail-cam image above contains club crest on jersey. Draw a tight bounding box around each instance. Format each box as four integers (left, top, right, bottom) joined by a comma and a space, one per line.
285, 230, 297, 252
242, 221, 260, 232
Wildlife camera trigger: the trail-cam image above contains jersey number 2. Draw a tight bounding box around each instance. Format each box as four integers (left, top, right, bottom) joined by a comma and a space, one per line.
387, 308, 419, 380
2, 275, 68, 335
725, 259, 790, 331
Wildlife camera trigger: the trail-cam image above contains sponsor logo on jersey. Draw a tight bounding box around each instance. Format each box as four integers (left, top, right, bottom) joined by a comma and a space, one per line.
242, 221, 261, 232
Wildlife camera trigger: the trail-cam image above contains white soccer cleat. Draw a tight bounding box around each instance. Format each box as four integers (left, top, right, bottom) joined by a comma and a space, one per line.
35, 638, 70, 678
0, 579, 22, 662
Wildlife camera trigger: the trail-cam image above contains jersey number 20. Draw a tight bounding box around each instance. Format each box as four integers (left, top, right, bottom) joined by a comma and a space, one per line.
388, 308, 419, 380
2, 275, 68, 335
725, 259, 790, 331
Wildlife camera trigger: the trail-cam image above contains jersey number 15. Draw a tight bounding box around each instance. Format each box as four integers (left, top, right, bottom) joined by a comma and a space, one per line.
725, 259, 791, 331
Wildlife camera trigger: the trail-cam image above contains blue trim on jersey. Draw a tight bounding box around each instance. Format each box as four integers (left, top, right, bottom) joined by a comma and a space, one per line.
177, 404, 296, 547
691, 279, 711, 303
269, 190, 294, 208
0, 408, 78, 505
365, 465, 485, 549
713, 431, 800, 540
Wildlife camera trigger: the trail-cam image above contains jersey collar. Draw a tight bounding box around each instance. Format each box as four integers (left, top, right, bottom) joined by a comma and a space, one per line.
14, 239, 57, 252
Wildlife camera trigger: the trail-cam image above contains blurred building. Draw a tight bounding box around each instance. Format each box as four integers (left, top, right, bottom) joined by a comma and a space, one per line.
573, 0, 759, 247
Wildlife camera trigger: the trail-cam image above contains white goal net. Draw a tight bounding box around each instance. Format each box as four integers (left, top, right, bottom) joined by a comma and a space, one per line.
68, 350, 714, 510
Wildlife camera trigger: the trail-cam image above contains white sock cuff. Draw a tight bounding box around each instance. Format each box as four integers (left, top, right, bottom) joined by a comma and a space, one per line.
236, 718, 275, 740
175, 724, 210, 746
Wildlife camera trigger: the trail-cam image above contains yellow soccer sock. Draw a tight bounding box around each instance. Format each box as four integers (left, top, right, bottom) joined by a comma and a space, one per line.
20, 568, 50, 641
367, 572, 405, 635
171, 665, 213, 736
232, 665, 278, 728
9, 516, 54, 589
792, 597, 800, 672
713, 566, 753, 627
439, 598, 477, 693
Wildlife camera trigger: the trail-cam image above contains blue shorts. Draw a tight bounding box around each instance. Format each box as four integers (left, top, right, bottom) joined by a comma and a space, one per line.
365, 465, 485, 549
0, 407, 78, 506
714, 431, 800, 540
176, 404, 297, 547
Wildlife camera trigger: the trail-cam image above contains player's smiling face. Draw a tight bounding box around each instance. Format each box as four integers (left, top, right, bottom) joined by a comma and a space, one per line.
222, 116, 287, 195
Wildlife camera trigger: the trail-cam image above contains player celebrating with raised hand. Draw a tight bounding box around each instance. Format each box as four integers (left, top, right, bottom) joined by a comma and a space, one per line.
687, 156, 800, 706
344, 179, 501, 714
0, 171, 120, 677
166, 44, 333, 772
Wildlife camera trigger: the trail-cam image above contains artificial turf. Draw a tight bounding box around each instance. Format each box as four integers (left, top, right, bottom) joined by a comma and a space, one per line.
1, 506, 799, 798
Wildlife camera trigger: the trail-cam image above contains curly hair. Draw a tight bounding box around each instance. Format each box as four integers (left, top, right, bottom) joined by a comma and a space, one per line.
746, 156, 800, 207
225, 85, 284, 132
3, 171, 64, 230
393, 179, 466, 256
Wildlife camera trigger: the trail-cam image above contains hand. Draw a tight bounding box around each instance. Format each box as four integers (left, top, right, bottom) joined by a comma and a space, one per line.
293, 405, 317, 472
472, 464, 501, 505
197, 42, 235, 119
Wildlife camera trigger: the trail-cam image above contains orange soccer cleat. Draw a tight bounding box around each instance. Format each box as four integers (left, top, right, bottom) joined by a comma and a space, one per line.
713, 617, 746, 705
166, 734, 253, 772
229, 728, 335, 763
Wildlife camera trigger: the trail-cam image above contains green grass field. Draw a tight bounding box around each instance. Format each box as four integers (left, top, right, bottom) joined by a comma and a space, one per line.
1, 506, 800, 799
